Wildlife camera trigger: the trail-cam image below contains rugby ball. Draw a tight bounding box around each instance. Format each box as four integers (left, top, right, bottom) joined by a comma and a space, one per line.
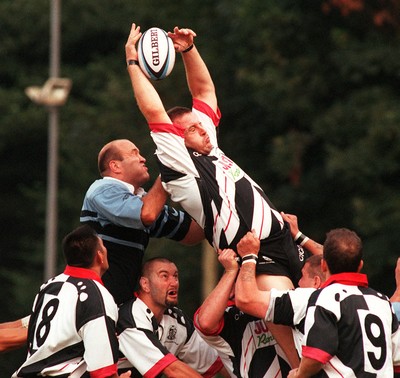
138, 27, 175, 80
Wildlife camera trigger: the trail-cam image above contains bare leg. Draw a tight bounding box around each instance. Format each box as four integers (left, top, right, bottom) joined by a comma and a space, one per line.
256, 274, 300, 368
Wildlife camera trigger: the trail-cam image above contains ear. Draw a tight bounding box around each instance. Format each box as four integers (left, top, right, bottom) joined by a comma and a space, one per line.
96, 250, 104, 265
357, 260, 364, 273
321, 258, 328, 273
140, 276, 150, 293
109, 160, 121, 174
314, 275, 322, 289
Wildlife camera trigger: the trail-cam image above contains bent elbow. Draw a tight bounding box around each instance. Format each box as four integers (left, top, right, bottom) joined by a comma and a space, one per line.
140, 209, 159, 226
235, 294, 251, 313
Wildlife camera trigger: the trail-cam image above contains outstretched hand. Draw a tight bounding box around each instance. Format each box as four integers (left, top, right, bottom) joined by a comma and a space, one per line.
168, 26, 197, 52
237, 231, 260, 258
125, 23, 142, 61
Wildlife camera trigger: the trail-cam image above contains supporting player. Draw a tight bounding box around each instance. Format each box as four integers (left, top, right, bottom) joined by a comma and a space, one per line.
117, 257, 226, 378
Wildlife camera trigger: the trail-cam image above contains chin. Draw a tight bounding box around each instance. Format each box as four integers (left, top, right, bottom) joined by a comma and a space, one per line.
166, 299, 178, 307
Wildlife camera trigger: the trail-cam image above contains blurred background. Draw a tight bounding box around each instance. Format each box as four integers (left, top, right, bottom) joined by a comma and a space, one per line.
1, 0, 400, 374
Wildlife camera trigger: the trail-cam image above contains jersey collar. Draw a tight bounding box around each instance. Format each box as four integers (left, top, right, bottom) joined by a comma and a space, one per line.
321, 272, 368, 289
64, 265, 104, 286
103, 176, 145, 197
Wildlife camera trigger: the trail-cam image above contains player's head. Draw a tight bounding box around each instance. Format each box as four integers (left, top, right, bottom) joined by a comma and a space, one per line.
298, 254, 325, 288
168, 106, 212, 155
98, 139, 149, 189
139, 257, 179, 308
323, 228, 363, 275
62, 225, 108, 274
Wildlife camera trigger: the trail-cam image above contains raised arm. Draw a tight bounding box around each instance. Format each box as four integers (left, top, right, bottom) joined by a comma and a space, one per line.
125, 23, 170, 124
234, 231, 271, 319
169, 27, 217, 112
281, 212, 323, 256
195, 248, 239, 334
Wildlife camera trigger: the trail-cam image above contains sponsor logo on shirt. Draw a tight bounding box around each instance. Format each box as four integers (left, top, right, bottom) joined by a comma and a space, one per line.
215, 155, 244, 182
253, 320, 276, 348
298, 246, 305, 262
258, 256, 275, 265
166, 325, 177, 342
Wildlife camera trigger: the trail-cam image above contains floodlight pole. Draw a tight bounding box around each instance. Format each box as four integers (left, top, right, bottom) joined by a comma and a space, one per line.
44, 0, 61, 280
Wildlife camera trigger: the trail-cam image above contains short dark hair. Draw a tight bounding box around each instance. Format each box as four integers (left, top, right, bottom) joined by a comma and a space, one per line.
62, 225, 100, 268
323, 228, 362, 274
305, 254, 324, 281
167, 106, 191, 122
140, 257, 174, 279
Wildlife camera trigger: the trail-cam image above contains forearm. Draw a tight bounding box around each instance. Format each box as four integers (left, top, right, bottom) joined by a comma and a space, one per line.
196, 270, 237, 333
0, 328, 27, 353
164, 360, 202, 377
235, 262, 269, 319
290, 357, 323, 377
181, 46, 217, 109
141, 176, 168, 226
303, 239, 323, 256
293, 231, 323, 256
179, 220, 204, 245
127, 64, 169, 123
0, 318, 25, 329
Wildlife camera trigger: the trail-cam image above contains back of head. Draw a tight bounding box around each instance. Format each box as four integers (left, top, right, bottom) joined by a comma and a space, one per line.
306, 254, 325, 282
62, 225, 99, 268
97, 139, 126, 177
167, 106, 192, 123
323, 228, 362, 274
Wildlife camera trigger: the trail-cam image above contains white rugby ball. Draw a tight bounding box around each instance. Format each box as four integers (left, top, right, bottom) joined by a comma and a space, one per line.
138, 27, 175, 80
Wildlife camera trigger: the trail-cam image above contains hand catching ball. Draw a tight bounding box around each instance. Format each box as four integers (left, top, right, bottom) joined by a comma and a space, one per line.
137, 27, 175, 80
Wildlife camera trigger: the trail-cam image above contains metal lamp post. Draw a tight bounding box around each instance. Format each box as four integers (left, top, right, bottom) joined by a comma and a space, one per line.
25, 0, 71, 280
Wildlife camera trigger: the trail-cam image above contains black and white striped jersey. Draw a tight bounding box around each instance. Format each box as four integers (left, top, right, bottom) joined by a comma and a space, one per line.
265, 287, 316, 355
12, 266, 119, 377
194, 303, 291, 378
149, 98, 285, 252
117, 296, 223, 378
303, 273, 400, 377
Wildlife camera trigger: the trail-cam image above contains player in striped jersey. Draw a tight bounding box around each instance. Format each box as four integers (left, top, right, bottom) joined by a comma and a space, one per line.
194, 246, 291, 377
12, 226, 131, 378
290, 228, 400, 377
235, 229, 400, 377
125, 22, 304, 369
116, 257, 225, 378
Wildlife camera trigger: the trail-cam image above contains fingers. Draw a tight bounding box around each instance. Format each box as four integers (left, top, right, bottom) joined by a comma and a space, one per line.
127, 23, 141, 44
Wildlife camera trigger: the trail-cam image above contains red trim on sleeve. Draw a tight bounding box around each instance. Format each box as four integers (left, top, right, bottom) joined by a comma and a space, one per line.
193, 308, 225, 336
394, 365, 400, 373
149, 122, 185, 137
302, 345, 333, 364
143, 353, 177, 378
89, 363, 118, 378
202, 356, 224, 378
193, 98, 221, 127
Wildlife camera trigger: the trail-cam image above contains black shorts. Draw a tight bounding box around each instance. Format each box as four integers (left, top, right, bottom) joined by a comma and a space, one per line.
256, 222, 309, 286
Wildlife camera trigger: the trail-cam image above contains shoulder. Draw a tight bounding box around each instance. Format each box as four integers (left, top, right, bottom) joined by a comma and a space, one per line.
163, 307, 195, 334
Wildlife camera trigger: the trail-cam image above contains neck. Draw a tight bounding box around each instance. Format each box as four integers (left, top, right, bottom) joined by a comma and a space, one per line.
138, 294, 166, 323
